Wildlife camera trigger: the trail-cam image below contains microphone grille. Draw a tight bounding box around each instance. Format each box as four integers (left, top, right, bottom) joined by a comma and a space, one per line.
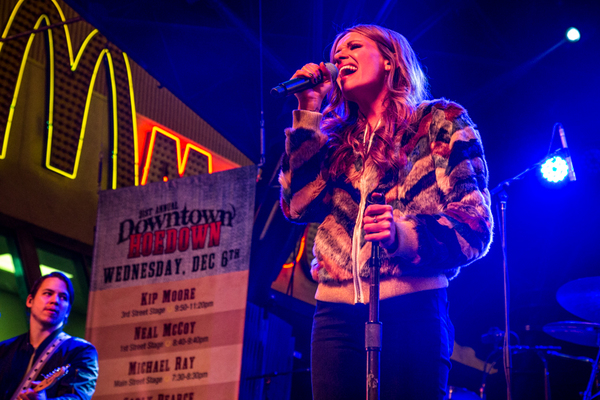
325, 63, 339, 81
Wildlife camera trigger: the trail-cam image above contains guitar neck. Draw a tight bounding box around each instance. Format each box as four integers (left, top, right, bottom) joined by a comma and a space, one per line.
33, 365, 70, 392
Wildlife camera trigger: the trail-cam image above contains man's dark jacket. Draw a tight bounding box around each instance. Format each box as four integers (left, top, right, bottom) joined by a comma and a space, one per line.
0, 329, 98, 400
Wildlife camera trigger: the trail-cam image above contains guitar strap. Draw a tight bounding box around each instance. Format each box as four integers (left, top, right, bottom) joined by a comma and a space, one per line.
10, 331, 71, 400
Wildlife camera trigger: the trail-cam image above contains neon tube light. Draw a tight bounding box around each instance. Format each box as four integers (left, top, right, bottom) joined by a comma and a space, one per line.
0, 1, 130, 187
283, 230, 306, 269
140, 126, 213, 185
123, 53, 140, 186
1, 0, 232, 186
0, 14, 50, 160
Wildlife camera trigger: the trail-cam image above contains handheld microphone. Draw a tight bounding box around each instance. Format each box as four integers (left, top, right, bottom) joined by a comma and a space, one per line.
270, 63, 338, 98
557, 123, 576, 181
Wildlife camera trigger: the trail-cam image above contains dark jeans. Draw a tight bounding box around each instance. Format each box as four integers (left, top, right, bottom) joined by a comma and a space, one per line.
311, 288, 454, 400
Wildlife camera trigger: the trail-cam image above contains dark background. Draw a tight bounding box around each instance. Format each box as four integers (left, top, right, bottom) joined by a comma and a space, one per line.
63, 0, 600, 398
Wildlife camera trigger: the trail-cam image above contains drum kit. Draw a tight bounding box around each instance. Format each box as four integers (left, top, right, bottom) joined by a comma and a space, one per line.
546, 276, 600, 400
448, 276, 600, 400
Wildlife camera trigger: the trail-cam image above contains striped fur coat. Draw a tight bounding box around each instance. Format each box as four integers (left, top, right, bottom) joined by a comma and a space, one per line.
279, 99, 493, 303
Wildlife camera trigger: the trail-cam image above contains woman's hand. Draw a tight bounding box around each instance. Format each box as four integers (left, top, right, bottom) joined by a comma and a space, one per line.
364, 204, 398, 252
293, 62, 334, 112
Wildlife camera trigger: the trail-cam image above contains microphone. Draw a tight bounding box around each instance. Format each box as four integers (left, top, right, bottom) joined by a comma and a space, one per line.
557, 123, 576, 181
270, 63, 338, 98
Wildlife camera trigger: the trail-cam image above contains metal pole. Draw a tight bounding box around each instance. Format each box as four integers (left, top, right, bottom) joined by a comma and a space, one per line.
497, 192, 512, 400
487, 141, 574, 400
366, 193, 384, 400
583, 345, 600, 400
537, 351, 551, 400
257, 0, 266, 175
366, 240, 381, 400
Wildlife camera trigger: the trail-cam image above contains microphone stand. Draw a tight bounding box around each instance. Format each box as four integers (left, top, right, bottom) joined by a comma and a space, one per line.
366, 193, 385, 400
490, 147, 569, 400
491, 182, 513, 400
367, 237, 382, 399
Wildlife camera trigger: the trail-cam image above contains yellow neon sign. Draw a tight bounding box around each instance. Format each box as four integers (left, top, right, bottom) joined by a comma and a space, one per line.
1, 0, 232, 187
1, 0, 71, 162
0, 6, 49, 160
123, 53, 140, 186
0, 0, 135, 188
140, 126, 214, 185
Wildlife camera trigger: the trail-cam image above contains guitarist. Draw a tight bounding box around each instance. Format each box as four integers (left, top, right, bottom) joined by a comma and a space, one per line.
0, 272, 98, 400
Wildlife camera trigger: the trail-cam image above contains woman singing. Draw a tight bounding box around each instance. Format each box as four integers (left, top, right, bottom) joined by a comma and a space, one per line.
279, 24, 493, 399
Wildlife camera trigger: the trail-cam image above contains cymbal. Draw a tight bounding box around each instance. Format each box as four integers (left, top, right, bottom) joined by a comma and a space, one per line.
557, 277, 600, 323
543, 321, 600, 347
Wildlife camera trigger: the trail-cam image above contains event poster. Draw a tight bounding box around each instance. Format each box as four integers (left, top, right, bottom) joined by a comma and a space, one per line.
86, 165, 257, 400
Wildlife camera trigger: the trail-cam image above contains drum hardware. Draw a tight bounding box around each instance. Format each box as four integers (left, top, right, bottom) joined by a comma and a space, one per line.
478, 343, 565, 400
476, 276, 600, 400
543, 320, 600, 400
544, 350, 594, 364
554, 277, 600, 400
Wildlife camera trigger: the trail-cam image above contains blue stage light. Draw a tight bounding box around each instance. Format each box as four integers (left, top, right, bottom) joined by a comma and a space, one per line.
566, 27, 580, 42
541, 156, 569, 183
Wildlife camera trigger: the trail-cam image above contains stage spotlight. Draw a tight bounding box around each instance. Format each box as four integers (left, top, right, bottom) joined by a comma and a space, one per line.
566, 27, 580, 42
541, 156, 569, 183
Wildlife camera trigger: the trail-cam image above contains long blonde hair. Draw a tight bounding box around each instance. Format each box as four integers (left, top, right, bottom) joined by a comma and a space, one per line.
323, 25, 430, 178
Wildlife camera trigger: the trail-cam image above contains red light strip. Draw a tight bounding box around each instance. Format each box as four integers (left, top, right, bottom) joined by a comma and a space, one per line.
283, 228, 307, 269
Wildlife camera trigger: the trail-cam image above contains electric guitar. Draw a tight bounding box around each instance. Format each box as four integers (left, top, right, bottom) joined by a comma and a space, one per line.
32, 365, 70, 393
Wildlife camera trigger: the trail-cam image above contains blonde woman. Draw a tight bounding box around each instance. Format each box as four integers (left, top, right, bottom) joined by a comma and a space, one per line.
280, 24, 493, 399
